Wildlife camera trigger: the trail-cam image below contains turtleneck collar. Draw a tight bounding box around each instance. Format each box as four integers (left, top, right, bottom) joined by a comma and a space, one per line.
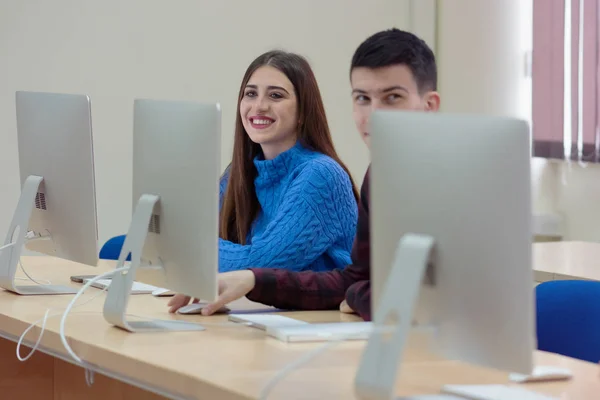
254, 141, 307, 188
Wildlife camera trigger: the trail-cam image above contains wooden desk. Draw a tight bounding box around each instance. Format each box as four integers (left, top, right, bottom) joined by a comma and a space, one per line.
534, 241, 600, 283
1, 257, 598, 399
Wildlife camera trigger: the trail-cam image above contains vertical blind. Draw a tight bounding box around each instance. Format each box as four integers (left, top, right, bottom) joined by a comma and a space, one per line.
532, 0, 599, 161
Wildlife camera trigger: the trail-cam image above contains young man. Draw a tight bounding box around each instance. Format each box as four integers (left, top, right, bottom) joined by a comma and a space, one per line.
168, 28, 441, 320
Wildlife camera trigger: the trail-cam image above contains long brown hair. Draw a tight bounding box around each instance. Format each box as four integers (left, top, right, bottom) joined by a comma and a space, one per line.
220, 50, 359, 244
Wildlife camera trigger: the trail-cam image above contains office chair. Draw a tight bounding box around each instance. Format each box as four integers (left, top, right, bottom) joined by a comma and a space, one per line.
99, 234, 131, 261
536, 279, 600, 363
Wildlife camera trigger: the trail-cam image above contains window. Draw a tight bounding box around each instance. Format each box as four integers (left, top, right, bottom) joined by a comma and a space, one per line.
532, 0, 599, 161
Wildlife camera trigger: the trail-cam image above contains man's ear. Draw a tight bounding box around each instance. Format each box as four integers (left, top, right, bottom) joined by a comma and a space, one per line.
423, 91, 441, 112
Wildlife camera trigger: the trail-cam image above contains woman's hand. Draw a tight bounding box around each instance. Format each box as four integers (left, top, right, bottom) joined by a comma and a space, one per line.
167, 294, 198, 313
201, 271, 256, 316
167, 270, 256, 316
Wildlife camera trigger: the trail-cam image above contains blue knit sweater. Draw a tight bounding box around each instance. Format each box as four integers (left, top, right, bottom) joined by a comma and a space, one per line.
219, 142, 358, 273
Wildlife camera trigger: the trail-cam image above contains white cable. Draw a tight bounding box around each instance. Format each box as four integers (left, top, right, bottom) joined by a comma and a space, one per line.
0, 235, 53, 285
0, 242, 16, 252
15, 277, 52, 285
20, 264, 250, 386
59, 267, 129, 365
17, 309, 51, 362
19, 233, 54, 285
16, 281, 109, 361
58, 268, 251, 365
16, 258, 51, 285
58, 268, 130, 386
258, 326, 396, 400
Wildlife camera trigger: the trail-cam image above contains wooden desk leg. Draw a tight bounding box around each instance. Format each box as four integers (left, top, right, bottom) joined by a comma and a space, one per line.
0, 337, 54, 399
54, 358, 168, 400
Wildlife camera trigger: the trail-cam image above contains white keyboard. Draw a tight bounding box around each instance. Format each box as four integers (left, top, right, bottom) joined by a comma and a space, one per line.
442, 384, 559, 400
267, 322, 373, 343
228, 314, 308, 330
84, 278, 158, 294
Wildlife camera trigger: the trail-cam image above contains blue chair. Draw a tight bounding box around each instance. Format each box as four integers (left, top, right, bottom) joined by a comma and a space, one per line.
99, 235, 131, 261
536, 280, 600, 363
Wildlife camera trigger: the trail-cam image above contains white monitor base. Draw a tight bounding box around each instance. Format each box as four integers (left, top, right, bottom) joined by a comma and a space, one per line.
442, 384, 558, 400
103, 194, 205, 333
8, 285, 77, 295
355, 234, 436, 400
0, 175, 75, 296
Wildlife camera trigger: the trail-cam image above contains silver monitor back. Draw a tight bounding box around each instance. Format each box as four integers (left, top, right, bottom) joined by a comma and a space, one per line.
103, 99, 220, 332
132, 99, 220, 301
16, 91, 98, 266
370, 110, 534, 374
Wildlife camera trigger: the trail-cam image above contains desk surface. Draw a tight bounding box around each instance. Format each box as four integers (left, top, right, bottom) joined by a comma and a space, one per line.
534, 241, 600, 283
1, 256, 598, 399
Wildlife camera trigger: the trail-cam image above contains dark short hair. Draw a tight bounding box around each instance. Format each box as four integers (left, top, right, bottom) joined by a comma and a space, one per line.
350, 28, 437, 93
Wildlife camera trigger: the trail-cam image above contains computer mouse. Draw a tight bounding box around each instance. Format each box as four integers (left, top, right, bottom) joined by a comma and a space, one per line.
176, 302, 230, 315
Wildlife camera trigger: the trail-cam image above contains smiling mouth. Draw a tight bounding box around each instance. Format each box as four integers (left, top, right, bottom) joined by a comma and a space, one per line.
249, 117, 275, 130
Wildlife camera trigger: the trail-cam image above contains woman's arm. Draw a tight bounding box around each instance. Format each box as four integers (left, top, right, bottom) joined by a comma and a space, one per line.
218, 160, 357, 272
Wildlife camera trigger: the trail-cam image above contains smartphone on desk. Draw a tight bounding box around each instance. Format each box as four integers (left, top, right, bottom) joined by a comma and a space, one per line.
70, 274, 106, 283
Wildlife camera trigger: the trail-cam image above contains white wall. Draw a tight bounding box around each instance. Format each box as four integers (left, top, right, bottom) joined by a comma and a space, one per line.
437, 0, 529, 119
0, 0, 410, 246
532, 159, 600, 241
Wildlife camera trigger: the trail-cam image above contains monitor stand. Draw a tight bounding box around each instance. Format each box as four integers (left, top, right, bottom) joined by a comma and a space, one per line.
103, 194, 205, 333
0, 175, 77, 295
354, 233, 436, 400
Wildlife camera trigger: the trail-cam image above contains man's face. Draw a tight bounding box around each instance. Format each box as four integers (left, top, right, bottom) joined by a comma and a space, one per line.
350, 64, 440, 148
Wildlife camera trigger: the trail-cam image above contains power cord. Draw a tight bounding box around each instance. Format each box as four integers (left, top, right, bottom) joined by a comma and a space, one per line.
0, 237, 52, 285
59, 268, 129, 365
18, 262, 255, 386
258, 326, 396, 400
58, 269, 253, 379
17, 277, 109, 361
0, 241, 16, 252
16, 258, 52, 285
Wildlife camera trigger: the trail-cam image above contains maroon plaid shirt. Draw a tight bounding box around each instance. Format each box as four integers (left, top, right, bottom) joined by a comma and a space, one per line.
247, 168, 372, 320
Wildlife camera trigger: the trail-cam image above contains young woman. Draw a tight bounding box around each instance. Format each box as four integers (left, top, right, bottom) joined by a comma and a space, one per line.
218, 50, 359, 273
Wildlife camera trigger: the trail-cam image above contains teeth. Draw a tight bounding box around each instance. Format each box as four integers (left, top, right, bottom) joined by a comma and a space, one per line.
253, 119, 273, 125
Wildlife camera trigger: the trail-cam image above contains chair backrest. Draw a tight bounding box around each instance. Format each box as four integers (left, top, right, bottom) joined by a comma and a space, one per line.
536, 280, 600, 363
99, 235, 131, 261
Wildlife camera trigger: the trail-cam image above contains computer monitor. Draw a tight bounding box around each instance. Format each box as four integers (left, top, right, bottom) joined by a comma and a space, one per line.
0, 91, 99, 295
355, 111, 534, 399
103, 98, 221, 333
